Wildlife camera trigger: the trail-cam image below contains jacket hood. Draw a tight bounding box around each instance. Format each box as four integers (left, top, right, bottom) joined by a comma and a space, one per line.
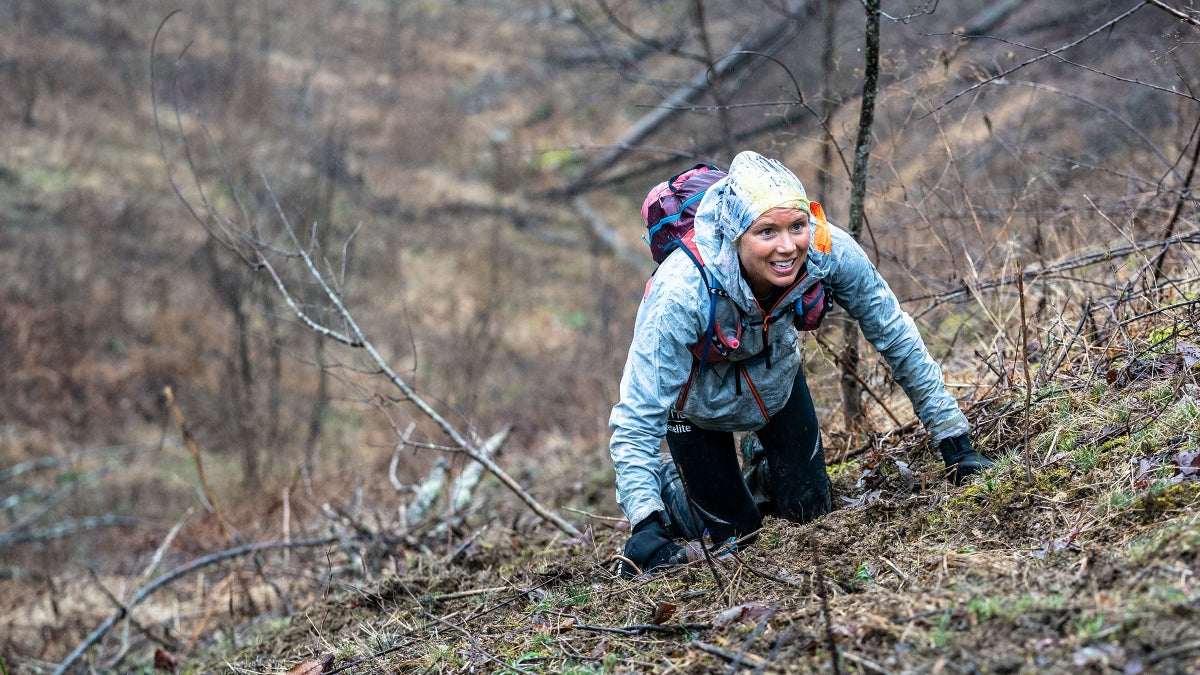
693, 151, 810, 306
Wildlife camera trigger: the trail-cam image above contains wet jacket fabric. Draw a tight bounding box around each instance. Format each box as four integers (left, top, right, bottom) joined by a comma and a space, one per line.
609, 151, 969, 528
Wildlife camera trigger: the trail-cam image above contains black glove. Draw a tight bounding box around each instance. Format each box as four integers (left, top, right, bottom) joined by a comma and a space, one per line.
619, 513, 686, 577
939, 434, 993, 485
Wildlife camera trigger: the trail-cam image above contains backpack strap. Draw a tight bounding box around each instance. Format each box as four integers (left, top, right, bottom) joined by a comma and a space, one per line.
667, 231, 738, 369
645, 190, 710, 249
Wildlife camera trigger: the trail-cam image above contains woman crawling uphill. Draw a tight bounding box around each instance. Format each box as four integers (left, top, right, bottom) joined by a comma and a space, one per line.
608, 150, 992, 575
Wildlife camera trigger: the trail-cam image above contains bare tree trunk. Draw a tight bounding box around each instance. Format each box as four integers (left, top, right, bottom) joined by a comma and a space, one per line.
203, 239, 260, 487
263, 287, 282, 452
841, 0, 881, 433
691, 0, 736, 161
305, 331, 327, 474
816, 0, 839, 201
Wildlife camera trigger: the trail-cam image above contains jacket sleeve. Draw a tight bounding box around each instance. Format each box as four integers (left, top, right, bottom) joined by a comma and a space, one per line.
824, 228, 969, 441
608, 271, 706, 527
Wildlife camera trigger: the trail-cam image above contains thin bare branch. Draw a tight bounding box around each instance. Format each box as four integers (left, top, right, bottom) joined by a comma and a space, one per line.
903, 230, 1200, 305
927, 2, 1149, 117
1146, 0, 1200, 29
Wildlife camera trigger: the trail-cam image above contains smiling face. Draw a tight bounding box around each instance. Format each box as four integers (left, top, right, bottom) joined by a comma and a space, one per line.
736, 206, 811, 299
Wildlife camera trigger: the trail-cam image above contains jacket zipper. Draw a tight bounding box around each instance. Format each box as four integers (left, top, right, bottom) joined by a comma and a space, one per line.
752, 271, 807, 369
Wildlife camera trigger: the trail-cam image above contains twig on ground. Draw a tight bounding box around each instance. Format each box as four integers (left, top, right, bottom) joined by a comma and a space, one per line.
878, 555, 910, 588
418, 586, 509, 604
543, 611, 712, 636
729, 550, 805, 589
389, 422, 417, 492
165, 386, 231, 543
811, 534, 841, 675
140, 508, 193, 582
561, 506, 628, 526
754, 623, 796, 675
841, 649, 893, 674
725, 603, 777, 674
445, 525, 488, 564
691, 640, 766, 668
1146, 639, 1200, 665
0, 515, 137, 547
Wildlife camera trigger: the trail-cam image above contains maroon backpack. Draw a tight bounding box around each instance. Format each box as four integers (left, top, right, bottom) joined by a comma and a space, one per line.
641, 164, 727, 264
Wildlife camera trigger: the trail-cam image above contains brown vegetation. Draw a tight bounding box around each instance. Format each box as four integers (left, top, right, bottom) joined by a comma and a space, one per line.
1, 0, 1199, 673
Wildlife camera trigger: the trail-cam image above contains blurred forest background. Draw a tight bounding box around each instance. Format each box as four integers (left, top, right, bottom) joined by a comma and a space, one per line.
2, 0, 1199, 671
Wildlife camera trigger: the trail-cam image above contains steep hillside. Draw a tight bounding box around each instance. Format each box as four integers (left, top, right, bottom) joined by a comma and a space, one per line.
1, 0, 1199, 672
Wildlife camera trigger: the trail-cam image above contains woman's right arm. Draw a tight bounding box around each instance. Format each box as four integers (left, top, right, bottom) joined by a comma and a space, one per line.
608, 274, 703, 529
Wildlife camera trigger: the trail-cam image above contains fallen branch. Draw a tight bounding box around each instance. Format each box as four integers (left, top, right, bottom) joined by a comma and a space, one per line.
0, 515, 137, 546
54, 536, 337, 675
726, 604, 777, 674
0, 438, 178, 485
691, 640, 766, 668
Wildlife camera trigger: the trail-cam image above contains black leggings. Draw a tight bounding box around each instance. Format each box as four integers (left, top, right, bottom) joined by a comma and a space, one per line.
663, 366, 831, 543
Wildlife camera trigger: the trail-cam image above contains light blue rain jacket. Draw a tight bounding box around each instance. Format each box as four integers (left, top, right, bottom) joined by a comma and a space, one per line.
608, 152, 969, 528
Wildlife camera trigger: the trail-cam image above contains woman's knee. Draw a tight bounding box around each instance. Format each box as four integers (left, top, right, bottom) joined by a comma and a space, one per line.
776, 480, 831, 525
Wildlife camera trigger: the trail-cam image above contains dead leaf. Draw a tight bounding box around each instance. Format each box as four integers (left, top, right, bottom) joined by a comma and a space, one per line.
1178, 341, 1200, 368
895, 459, 914, 485
153, 648, 178, 672
531, 615, 575, 633
650, 601, 677, 625
1034, 534, 1075, 559
840, 490, 882, 508
682, 540, 706, 563
590, 640, 610, 658
1174, 450, 1200, 476
712, 601, 773, 633
286, 653, 334, 675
